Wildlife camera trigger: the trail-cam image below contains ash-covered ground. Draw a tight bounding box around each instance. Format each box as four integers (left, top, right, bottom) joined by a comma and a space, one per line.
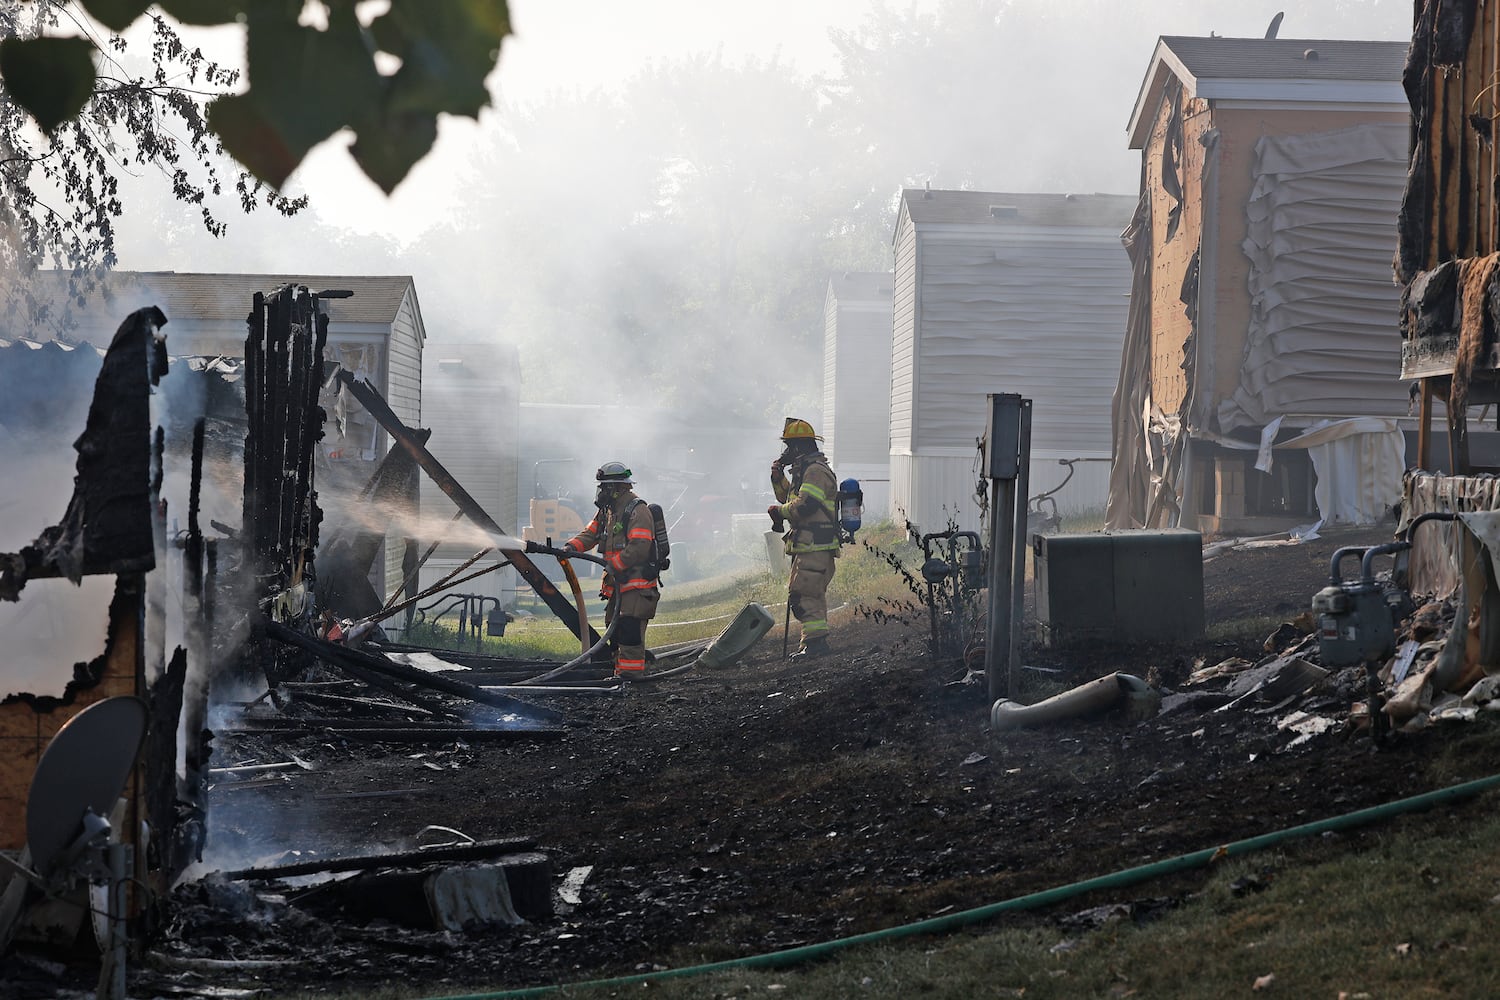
8, 524, 1496, 1000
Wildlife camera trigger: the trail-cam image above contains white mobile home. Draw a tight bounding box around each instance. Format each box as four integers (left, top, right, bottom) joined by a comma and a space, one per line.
823, 271, 894, 520
890, 190, 1135, 534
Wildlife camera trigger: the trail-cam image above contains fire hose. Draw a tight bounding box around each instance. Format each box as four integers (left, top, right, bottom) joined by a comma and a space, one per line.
511, 543, 620, 686
558, 556, 590, 658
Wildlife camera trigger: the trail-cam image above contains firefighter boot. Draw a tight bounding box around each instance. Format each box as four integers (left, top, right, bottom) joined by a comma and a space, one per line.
790, 636, 830, 661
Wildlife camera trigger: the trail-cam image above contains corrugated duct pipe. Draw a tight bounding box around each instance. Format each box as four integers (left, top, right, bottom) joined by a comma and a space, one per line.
417, 772, 1500, 1000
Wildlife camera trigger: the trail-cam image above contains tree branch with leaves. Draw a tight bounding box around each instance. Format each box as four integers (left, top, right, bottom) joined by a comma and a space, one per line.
0, 0, 509, 332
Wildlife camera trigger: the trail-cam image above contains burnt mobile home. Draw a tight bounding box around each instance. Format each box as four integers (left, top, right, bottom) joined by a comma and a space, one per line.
1397, 0, 1500, 599
1109, 36, 1412, 535
889, 189, 1135, 536
29, 271, 427, 606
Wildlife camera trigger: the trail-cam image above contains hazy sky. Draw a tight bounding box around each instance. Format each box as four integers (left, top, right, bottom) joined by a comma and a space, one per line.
211, 0, 1412, 244
288, 0, 941, 240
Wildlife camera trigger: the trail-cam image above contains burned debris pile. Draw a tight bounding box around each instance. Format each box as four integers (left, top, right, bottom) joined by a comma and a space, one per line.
4, 290, 1500, 1000
1, 286, 752, 998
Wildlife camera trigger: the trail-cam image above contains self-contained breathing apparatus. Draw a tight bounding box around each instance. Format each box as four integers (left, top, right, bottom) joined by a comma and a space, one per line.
595, 461, 670, 579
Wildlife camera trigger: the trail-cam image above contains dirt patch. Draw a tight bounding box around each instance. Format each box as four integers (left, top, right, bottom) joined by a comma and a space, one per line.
9, 524, 1487, 998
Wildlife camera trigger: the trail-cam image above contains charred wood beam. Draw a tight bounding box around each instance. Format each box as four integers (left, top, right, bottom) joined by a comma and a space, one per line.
219, 835, 536, 881
301, 654, 461, 721
336, 371, 600, 645
186, 418, 206, 608
0, 307, 166, 599
242, 287, 324, 590
145, 647, 188, 889
262, 620, 565, 727
368, 642, 553, 669
216, 724, 561, 743
239, 286, 329, 687
287, 690, 439, 717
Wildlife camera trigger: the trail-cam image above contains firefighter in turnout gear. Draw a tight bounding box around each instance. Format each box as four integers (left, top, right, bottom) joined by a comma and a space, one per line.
565, 462, 661, 677
769, 418, 839, 660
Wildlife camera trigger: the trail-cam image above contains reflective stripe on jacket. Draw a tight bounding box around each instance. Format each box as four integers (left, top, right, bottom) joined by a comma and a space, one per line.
776, 455, 840, 555
565, 491, 661, 598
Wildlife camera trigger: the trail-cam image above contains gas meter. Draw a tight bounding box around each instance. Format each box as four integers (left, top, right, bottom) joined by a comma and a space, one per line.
1312, 512, 1456, 669
1311, 512, 1457, 745
1311, 569, 1398, 668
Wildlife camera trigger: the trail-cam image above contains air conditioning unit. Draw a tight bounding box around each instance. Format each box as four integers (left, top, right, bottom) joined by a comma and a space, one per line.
1034, 529, 1204, 647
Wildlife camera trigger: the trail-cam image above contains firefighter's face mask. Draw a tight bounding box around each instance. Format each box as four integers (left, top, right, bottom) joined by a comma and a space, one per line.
595, 484, 623, 510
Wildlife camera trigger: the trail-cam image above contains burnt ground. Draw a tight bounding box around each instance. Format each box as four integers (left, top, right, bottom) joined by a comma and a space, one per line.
11, 524, 1500, 999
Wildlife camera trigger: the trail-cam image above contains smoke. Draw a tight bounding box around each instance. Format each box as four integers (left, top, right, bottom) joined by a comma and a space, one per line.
45, 0, 1413, 585
0, 577, 116, 700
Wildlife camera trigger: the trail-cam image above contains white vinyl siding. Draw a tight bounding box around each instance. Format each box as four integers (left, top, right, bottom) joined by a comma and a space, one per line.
890, 194, 1133, 532
913, 232, 1129, 453
386, 290, 423, 428
890, 210, 919, 452
381, 291, 426, 600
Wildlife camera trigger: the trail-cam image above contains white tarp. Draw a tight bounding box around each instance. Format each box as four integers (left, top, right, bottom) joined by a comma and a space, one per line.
1276, 417, 1405, 526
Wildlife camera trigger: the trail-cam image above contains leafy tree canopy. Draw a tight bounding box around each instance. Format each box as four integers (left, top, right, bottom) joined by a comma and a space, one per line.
0, 1, 507, 332
4, 1, 510, 191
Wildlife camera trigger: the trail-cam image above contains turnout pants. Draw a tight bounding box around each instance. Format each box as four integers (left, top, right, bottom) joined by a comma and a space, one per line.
788, 550, 835, 646
609, 588, 660, 674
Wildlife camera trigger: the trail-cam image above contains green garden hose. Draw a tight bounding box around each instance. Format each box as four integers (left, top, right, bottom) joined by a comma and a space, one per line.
422, 771, 1500, 1000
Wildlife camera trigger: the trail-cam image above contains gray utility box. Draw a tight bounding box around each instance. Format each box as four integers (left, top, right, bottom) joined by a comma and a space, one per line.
1034, 529, 1205, 647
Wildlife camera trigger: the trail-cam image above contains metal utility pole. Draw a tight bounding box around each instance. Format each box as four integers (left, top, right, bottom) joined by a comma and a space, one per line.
983, 394, 1032, 703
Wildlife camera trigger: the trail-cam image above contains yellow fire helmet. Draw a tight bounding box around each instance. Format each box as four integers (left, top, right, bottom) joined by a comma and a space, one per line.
781, 417, 823, 442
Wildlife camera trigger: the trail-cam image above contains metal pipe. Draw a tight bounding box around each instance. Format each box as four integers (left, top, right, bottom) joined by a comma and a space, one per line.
1008, 400, 1032, 699
1359, 541, 1411, 582
1327, 546, 1370, 585
383, 510, 466, 614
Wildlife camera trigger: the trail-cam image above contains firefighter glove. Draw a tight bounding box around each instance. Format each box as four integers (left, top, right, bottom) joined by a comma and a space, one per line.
767, 505, 785, 532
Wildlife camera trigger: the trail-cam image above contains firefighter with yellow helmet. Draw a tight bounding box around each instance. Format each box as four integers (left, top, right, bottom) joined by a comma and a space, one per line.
769, 418, 839, 659
564, 462, 661, 677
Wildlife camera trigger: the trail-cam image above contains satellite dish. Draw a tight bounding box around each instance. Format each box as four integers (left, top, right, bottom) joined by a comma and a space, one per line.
26, 696, 148, 881
13, 696, 148, 1000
